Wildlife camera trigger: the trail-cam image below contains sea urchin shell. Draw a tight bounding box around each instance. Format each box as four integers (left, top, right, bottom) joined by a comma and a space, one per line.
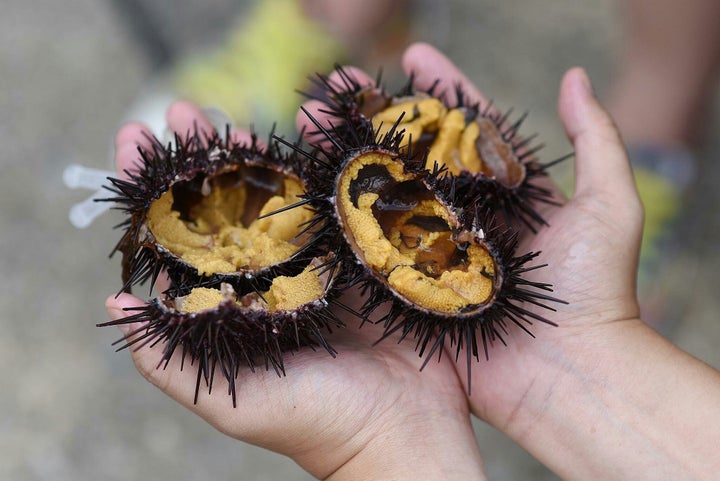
98, 128, 344, 404
306, 66, 569, 231
279, 109, 564, 389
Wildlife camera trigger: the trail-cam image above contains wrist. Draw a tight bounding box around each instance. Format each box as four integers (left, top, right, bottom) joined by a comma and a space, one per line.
295, 399, 486, 481
491, 319, 720, 480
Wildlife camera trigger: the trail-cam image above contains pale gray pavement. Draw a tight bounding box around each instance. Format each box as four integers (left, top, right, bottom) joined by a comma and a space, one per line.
1, 1, 718, 480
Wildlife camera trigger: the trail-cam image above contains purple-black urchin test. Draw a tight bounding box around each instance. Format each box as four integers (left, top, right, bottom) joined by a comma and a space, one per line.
305, 66, 571, 232
97, 62, 568, 401
103, 129, 320, 295
97, 128, 345, 405
277, 103, 565, 390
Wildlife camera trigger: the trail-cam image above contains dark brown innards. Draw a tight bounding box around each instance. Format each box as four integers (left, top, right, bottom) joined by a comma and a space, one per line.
336, 150, 498, 315
356, 87, 527, 188
146, 165, 312, 276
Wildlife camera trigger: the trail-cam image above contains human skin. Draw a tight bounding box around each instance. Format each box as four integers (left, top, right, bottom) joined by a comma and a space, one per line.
106, 43, 720, 480
396, 44, 720, 480
107, 103, 488, 480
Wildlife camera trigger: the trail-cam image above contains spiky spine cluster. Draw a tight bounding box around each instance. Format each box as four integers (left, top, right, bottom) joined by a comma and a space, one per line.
305, 66, 569, 231
99, 129, 344, 403
281, 109, 563, 387
103, 129, 314, 296
98, 288, 343, 406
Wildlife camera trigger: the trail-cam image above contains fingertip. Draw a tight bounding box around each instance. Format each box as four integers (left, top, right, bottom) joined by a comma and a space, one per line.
166, 100, 214, 136
114, 122, 153, 150
229, 129, 261, 149
401, 41, 438, 73
114, 143, 145, 178
562, 67, 593, 93
106, 292, 145, 310
105, 293, 147, 335
327, 65, 374, 88
165, 100, 199, 121
401, 42, 442, 88
114, 122, 155, 177
572, 67, 594, 98
557, 68, 637, 204
401, 42, 486, 106
296, 99, 340, 146
558, 67, 600, 142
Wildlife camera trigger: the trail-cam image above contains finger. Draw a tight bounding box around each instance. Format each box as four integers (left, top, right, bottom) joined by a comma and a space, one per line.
105, 292, 150, 337
228, 129, 262, 148
166, 100, 214, 139
402, 42, 489, 107
558, 68, 639, 205
105, 293, 217, 408
296, 99, 335, 140
114, 122, 154, 179
296, 66, 375, 138
326, 66, 375, 94
105, 293, 232, 410
104, 293, 306, 444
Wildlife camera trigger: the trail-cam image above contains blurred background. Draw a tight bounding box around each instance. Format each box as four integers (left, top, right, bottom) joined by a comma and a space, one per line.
2, 0, 718, 479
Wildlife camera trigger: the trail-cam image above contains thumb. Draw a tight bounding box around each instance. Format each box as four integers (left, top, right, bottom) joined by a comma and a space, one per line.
559, 67, 641, 212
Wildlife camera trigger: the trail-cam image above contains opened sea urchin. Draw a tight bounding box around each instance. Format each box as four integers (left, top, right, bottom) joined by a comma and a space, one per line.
279, 111, 563, 388
98, 129, 343, 404
98, 64, 567, 399
307, 67, 569, 230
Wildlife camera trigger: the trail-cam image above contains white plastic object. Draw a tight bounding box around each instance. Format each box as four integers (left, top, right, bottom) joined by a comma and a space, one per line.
68, 188, 113, 229
63, 164, 114, 190
63, 164, 115, 229
64, 107, 231, 229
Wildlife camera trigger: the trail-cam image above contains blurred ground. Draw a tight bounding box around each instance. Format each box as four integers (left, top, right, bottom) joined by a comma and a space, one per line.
1, 1, 718, 480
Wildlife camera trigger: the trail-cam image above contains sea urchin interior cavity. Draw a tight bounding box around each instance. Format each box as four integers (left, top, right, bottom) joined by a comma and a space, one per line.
335, 150, 498, 314
146, 165, 312, 276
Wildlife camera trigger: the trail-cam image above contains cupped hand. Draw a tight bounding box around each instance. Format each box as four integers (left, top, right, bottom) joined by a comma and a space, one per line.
391, 44, 720, 481
298, 42, 644, 436
105, 101, 487, 480
399, 43, 644, 424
